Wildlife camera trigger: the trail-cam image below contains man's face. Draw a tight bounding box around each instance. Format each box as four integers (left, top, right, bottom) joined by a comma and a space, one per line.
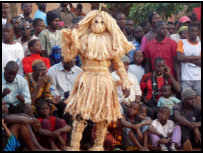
20, 21, 31, 37
125, 20, 134, 34
62, 59, 75, 72
188, 26, 199, 40
116, 14, 126, 29
50, 18, 60, 30
156, 23, 168, 38
33, 63, 47, 79
37, 3, 47, 11
154, 60, 165, 75
3, 27, 14, 42
134, 26, 144, 40
152, 14, 162, 27
12, 18, 21, 32
167, 24, 175, 35
4, 68, 18, 83
22, 3, 32, 15
2, 3, 10, 18
184, 95, 197, 108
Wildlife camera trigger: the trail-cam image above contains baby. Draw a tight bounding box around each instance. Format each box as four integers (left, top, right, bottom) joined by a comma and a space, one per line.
157, 85, 181, 116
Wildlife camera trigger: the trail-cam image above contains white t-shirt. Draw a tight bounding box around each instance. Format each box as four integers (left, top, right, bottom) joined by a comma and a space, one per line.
151, 119, 175, 137
2, 18, 7, 26
128, 64, 145, 83
170, 33, 201, 43
111, 71, 142, 103
2, 42, 25, 76
177, 39, 201, 81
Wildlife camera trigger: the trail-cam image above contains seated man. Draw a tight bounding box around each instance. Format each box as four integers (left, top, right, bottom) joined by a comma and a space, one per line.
112, 55, 142, 107
173, 88, 201, 150
48, 57, 82, 118
24, 60, 61, 115
140, 57, 181, 119
2, 61, 33, 117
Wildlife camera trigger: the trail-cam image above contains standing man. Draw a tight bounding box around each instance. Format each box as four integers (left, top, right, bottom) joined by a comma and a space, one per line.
34, 3, 47, 26
52, 3, 75, 29
115, 12, 127, 36
2, 3, 11, 26
125, 19, 135, 42
128, 26, 144, 63
145, 21, 179, 82
38, 11, 62, 64
176, 23, 201, 95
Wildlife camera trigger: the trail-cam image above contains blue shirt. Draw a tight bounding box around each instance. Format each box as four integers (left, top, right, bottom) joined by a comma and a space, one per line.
34, 10, 47, 26
128, 40, 141, 63
2, 73, 31, 106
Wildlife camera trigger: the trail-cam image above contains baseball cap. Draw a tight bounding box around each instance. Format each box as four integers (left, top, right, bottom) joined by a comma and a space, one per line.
179, 16, 191, 23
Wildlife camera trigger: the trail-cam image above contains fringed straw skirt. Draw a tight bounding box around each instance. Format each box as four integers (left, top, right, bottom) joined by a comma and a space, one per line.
64, 67, 122, 123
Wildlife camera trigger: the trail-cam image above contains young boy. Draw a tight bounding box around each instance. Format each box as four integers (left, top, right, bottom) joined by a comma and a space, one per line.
2, 24, 24, 76
32, 18, 45, 39
157, 85, 181, 116
35, 101, 71, 151
148, 107, 181, 151
121, 102, 150, 151
22, 39, 51, 74
2, 99, 48, 151
128, 50, 145, 83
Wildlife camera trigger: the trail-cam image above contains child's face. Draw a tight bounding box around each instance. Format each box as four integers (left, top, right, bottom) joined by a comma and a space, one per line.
157, 108, 170, 123
31, 41, 42, 54
2, 100, 8, 114
161, 86, 171, 98
127, 103, 140, 117
138, 107, 147, 121
38, 103, 50, 118
196, 95, 201, 106
134, 51, 144, 65
34, 21, 45, 34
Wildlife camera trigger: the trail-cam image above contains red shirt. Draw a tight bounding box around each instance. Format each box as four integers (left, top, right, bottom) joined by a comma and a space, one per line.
145, 37, 177, 77
22, 54, 51, 74
140, 72, 171, 101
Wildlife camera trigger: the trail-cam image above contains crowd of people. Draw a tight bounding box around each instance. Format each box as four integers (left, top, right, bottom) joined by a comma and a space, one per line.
2, 3, 201, 151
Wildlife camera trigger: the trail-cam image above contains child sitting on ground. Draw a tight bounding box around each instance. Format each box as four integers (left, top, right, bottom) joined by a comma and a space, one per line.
157, 85, 181, 116
35, 101, 71, 151
22, 39, 51, 74
121, 102, 151, 151
2, 99, 48, 151
128, 50, 145, 83
148, 107, 181, 151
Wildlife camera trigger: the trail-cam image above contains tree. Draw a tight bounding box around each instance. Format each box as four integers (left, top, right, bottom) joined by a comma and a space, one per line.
105, 3, 201, 24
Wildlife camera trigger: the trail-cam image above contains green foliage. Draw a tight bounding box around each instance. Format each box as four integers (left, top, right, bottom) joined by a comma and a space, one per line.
105, 3, 201, 24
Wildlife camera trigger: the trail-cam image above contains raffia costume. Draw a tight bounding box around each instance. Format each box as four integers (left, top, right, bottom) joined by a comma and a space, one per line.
61, 10, 134, 151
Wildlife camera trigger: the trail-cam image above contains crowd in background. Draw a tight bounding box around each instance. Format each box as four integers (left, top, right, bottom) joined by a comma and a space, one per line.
2, 3, 201, 151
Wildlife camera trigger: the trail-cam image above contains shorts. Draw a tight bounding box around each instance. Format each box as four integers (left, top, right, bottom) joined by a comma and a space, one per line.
4, 134, 20, 151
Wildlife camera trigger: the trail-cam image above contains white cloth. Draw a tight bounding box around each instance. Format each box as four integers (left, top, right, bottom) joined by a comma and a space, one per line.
179, 39, 201, 81
111, 71, 142, 103
170, 33, 201, 43
151, 119, 175, 137
2, 18, 7, 26
128, 64, 145, 83
2, 42, 24, 76
48, 62, 82, 99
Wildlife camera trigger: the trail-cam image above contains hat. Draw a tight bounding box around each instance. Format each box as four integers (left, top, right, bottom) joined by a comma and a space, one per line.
181, 88, 196, 101
177, 26, 188, 34
179, 16, 191, 23
121, 55, 130, 64
46, 11, 60, 25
